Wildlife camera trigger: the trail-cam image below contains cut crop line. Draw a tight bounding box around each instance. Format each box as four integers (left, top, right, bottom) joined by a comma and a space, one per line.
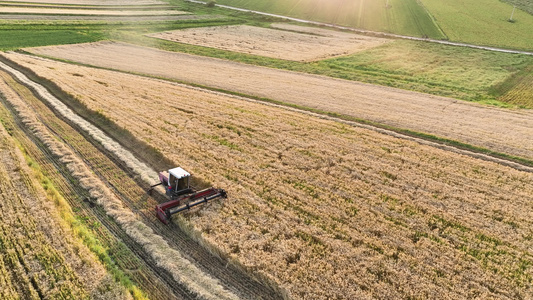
0, 61, 239, 300
186, 0, 533, 55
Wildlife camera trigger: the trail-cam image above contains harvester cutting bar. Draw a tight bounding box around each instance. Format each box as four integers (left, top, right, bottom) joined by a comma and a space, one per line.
155, 188, 227, 224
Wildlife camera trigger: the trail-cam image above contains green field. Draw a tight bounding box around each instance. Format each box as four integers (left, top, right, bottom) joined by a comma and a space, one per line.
316, 40, 533, 104
0, 30, 103, 50
214, 0, 446, 39
500, 0, 533, 15
420, 0, 533, 50
214, 0, 533, 50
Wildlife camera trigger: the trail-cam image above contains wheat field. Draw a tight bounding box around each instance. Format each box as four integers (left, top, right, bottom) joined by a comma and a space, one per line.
5, 52, 533, 299
0, 91, 128, 299
24, 42, 533, 161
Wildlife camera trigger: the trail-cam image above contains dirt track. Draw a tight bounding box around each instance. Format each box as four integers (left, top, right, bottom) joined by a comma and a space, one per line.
24, 41, 533, 161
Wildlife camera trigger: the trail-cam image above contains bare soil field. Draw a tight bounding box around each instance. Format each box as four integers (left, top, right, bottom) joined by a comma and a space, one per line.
7, 52, 533, 299
0, 93, 127, 299
0, 6, 188, 15
25, 41, 533, 161
147, 24, 390, 61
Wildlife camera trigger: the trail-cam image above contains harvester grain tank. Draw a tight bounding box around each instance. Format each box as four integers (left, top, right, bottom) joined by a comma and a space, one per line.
149, 167, 227, 224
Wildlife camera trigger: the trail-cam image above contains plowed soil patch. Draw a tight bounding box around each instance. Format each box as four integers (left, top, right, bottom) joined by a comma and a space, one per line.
148, 24, 390, 61
24, 41, 533, 160
7, 52, 533, 299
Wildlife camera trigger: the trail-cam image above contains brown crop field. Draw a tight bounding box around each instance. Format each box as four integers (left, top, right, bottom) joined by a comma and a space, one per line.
24, 41, 533, 161
147, 24, 390, 61
6, 52, 533, 299
0, 55, 283, 299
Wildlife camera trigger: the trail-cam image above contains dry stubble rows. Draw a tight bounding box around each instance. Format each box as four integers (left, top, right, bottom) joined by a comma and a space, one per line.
0, 7, 188, 15
0, 0, 165, 5
0, 97, 127, 299
8, 53, 533, 299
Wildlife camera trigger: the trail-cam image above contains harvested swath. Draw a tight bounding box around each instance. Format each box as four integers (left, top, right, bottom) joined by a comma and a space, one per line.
0, 103, 127, 299
9, 54, 533, 299
23, 42, 533, 161
0, 7, 188, 15
0, 67, 196, 300
147, 24, 390, 61
0, 61, 239, 300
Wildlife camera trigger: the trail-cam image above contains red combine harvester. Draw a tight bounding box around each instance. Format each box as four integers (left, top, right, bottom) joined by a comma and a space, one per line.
148, 167, 227, 224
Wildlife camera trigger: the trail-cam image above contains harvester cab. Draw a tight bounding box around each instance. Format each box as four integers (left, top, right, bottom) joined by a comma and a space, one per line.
149, 167, 227, 224
160, 167, 193, 198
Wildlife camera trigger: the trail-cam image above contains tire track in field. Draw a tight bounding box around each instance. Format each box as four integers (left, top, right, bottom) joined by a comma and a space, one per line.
0, 61, 240, 300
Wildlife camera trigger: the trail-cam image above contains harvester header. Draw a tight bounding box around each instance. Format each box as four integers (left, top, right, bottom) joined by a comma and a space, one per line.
149, 167, 227, 224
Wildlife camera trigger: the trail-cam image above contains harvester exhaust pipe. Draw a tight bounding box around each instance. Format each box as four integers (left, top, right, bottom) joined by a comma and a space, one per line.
147, 182, 162, 195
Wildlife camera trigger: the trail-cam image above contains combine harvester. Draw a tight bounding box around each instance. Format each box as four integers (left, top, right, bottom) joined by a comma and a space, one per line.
149, 167, 227, 224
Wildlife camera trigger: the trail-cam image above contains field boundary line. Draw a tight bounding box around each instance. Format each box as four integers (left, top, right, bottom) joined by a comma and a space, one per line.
186, 0, 533, 55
